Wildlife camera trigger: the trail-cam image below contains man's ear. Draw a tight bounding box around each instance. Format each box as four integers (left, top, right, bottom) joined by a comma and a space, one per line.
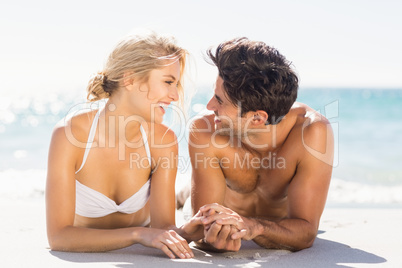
251, 110, 269, 126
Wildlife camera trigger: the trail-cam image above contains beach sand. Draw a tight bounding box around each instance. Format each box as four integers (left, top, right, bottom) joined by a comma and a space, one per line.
2, 195, 401, 267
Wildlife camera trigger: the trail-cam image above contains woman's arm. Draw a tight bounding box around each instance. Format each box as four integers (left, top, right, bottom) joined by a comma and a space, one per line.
148, 124, 205, 243
46, 124, 191, 258
148, 125, 178, 229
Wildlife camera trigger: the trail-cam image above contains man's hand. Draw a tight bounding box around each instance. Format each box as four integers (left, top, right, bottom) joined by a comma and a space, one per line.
196, 203, 259, 252
200, 203, 260, 241
202, 221, 242, 251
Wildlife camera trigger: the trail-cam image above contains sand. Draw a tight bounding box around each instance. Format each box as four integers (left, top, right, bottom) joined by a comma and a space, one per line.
2, 195, 401, 267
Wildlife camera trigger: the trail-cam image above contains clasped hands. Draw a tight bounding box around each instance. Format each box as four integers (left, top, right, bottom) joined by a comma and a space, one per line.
183, 203, 254, 251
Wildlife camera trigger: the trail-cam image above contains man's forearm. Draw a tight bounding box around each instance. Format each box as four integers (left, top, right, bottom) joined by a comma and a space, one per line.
249, 218, 317, 251
196, 203, 317, 252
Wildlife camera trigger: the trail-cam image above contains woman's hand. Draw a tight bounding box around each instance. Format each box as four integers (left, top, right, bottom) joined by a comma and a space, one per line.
137, 228, 194, 259
178, 210, 205, 241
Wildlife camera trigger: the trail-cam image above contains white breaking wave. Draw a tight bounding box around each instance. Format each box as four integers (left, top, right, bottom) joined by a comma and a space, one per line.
327, 177, 402, 205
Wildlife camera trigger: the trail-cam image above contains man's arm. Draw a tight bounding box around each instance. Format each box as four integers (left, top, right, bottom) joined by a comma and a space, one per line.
188, 117, 242, 251
189, 117, 227, 212
202, 118, 334, 251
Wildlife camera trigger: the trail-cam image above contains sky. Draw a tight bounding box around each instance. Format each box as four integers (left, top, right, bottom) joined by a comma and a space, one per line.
0, 0, 401, 97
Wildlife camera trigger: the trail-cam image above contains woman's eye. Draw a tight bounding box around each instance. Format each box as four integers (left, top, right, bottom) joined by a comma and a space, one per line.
165, 81, 174, 85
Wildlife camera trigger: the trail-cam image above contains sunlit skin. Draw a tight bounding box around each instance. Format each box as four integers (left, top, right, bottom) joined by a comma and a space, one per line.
73, 62, 181, 229
46, 61, 204, 259
189, 76, 334, 252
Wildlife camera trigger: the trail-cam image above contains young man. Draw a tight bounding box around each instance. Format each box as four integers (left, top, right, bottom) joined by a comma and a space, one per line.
189, 37, 334, 252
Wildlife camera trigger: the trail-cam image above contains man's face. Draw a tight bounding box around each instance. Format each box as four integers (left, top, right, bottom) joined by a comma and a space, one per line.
206, 76, 250, 136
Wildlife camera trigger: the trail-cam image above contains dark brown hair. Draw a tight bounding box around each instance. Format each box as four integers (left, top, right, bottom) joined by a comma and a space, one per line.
207, 37, 298, 125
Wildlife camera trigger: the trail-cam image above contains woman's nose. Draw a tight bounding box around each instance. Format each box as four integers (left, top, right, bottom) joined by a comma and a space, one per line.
169, 86, 179, 102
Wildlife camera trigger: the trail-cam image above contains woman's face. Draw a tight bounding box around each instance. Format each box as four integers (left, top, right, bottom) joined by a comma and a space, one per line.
131, 60, 181, 124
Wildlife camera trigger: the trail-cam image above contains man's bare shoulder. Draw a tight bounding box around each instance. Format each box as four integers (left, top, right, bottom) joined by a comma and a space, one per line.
189, 114, 216, 143
191, 114, 216, 130
291, 102, 330, 129
290, 102, 334, 163
188, 114, 232, 156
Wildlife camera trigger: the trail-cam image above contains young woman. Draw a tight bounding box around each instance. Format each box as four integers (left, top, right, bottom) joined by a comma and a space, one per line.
46, 32, 203, 259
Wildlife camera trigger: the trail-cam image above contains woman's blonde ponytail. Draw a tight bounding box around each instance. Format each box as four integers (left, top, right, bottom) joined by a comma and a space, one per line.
86, 72, 108, 102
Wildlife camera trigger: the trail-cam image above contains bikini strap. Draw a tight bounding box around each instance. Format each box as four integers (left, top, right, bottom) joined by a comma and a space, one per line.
75, 109, 101, 174
139, 124, 152, 168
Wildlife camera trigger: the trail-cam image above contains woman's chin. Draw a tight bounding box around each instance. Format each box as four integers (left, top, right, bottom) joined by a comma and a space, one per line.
151, 109, 165, 124
150, 115, 164, 124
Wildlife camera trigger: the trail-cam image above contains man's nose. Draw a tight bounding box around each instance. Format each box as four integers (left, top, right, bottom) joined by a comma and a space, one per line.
206, 97, 215, 111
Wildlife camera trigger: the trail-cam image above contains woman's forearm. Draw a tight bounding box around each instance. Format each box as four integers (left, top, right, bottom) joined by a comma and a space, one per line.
48, 225, 141, 252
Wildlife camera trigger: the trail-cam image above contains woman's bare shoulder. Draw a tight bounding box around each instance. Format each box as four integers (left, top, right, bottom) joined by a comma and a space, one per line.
143, 122, 178, 147
52, 109, 98, 148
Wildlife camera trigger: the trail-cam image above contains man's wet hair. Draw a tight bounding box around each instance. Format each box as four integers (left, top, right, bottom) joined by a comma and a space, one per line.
207, 37, 298, 125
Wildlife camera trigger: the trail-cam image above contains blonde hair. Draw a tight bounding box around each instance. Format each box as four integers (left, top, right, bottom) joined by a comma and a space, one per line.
86, 32, 188, 106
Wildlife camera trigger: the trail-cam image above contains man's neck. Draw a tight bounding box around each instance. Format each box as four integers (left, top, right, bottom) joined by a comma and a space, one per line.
240, 115, 297, 155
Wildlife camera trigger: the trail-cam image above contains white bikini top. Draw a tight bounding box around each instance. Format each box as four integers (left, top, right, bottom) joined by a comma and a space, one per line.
75, 109, 152, 218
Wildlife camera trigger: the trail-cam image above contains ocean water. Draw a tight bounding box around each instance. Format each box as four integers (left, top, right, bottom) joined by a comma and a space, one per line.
1, 88, 402, 206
